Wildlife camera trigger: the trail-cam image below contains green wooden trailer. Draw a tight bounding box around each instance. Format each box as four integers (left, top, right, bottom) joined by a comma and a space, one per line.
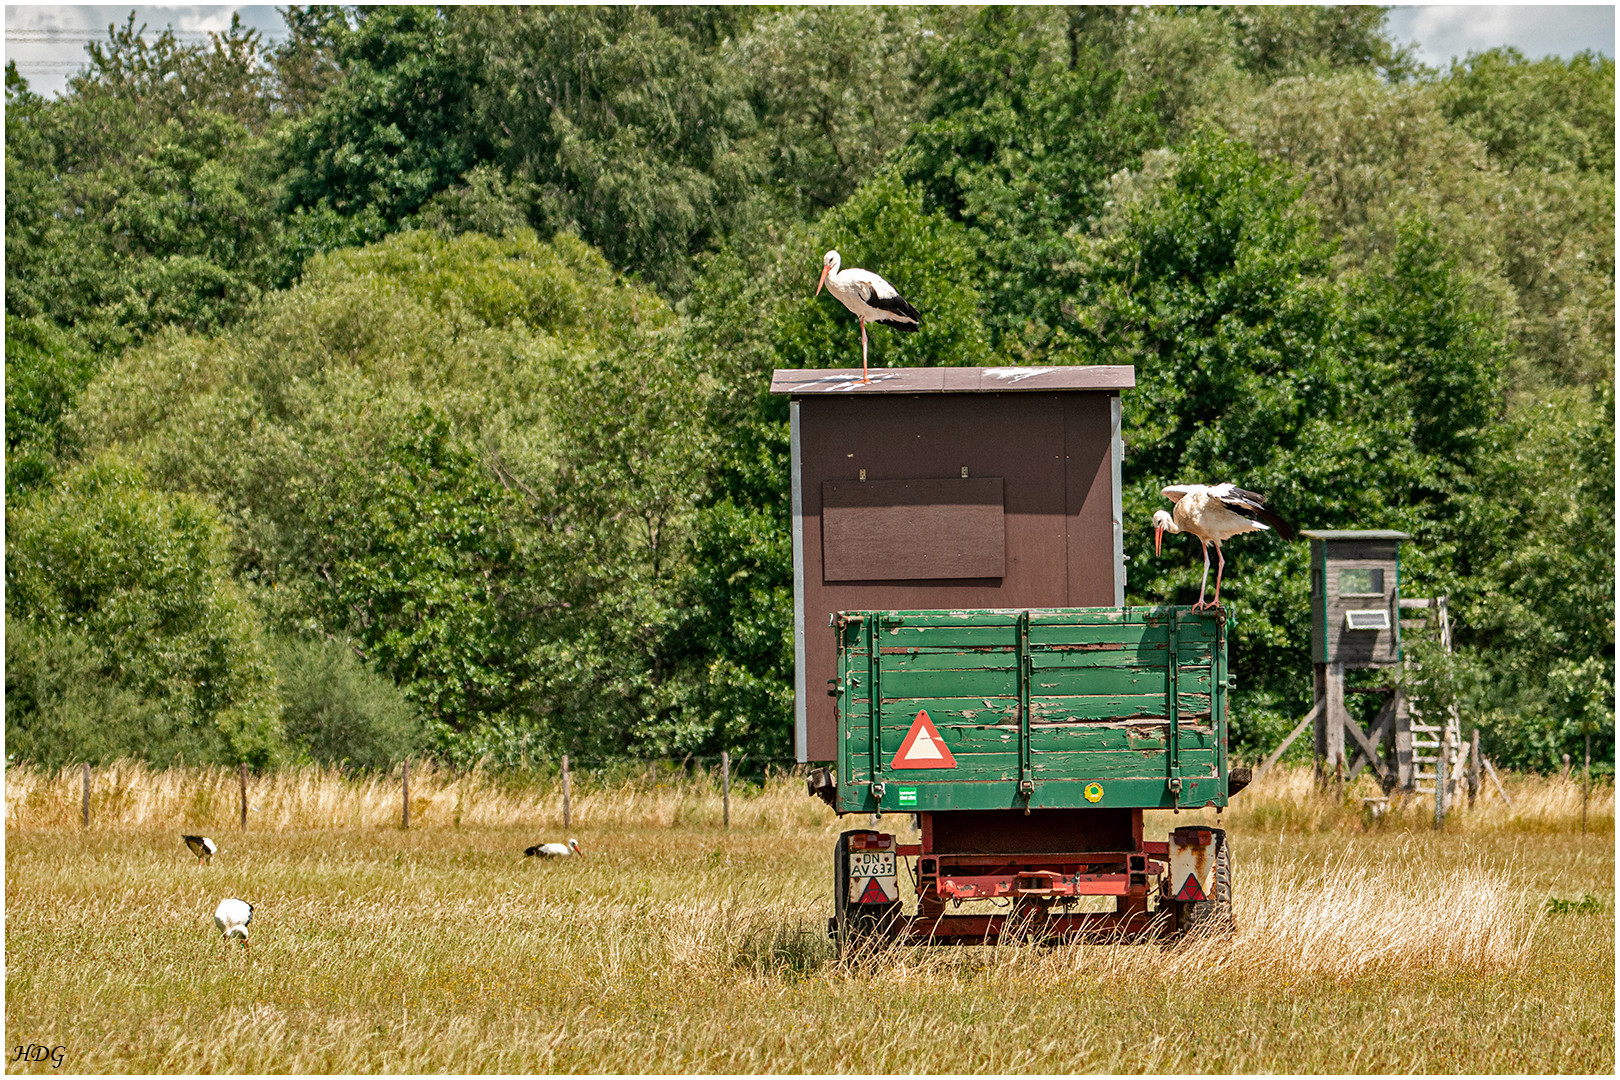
809, 605, 1244, 949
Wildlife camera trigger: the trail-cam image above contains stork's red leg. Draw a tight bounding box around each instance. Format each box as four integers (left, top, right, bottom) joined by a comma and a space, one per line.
1211, 543, 1226, 608
1195, 541, 1212, 610
861, 320, 870, 383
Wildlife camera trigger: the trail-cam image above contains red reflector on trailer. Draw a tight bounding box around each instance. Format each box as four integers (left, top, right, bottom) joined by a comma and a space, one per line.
858, 877, 889, 904
1174, 874, 1207, 902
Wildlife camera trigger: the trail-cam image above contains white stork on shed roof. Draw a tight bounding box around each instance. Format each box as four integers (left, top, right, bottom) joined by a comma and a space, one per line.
1153, 483, 1296, 611
815, 250, 920, 384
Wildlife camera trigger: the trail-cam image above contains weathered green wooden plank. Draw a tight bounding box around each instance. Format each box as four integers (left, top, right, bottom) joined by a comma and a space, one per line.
871, 667, 1021, 698
870, 666, 1218, 700
861, 606, 1197, 627
1033, 693, 1212, 720
863, 621, 1213, 649
859, 624, 1022, 649
1032, 665, 1211, 697
842, 695, 1214, 728
1031, 749, 1216, 779
1030, 619, 1218, 646
876, 649, 1017, 671
1031, 725, 1216, 753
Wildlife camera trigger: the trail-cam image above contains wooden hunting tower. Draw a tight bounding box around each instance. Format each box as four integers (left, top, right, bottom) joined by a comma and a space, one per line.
770, 365, 1134, 762
1301, 529, 1419, 790
1307, 529, 1407, 668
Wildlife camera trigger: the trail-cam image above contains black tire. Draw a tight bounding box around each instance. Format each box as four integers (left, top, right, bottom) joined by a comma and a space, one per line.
1172, 827, 1234, 939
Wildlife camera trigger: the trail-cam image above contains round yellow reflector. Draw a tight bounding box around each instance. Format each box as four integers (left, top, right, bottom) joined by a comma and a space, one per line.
1084, 782, 1104, 803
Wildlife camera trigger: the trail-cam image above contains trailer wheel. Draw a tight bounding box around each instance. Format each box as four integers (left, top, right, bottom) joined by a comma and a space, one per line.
1172, 827, 1234, 939
832, 830, 901, 959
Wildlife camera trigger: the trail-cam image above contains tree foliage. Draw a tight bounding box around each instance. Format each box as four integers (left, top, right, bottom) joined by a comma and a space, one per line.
6, 6, 1610, 772
4, 18, 288, 354
5, 455, 280, 766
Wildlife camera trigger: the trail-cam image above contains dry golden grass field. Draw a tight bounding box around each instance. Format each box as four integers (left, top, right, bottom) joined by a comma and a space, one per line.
4, 761, 1613, 1073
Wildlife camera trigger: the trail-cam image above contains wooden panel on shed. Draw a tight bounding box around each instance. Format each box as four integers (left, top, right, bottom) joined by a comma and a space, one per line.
822, 477, 1005, 581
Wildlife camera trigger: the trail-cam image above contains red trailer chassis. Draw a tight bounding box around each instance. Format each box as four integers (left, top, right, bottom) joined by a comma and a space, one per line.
831, 808, 1231, 948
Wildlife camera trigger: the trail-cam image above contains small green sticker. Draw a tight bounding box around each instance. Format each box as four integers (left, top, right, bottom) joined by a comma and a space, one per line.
898, 788, 918, 806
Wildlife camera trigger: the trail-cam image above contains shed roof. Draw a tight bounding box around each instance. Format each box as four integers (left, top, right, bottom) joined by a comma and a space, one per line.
1300, 529, 1411, 541
769, 366, 1135, 395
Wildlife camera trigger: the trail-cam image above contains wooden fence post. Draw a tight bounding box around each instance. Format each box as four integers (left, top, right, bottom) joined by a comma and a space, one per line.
722, 751, 731, 829
1582, 731, 1591, 834
239, 763, 248, 828
1561, 753, 1572, 780
1467, 729, 1480, 810
562, 754, 571, 830
1434, 727, 1451, 829
402, 759, 410, 829
82, 763, 90, 828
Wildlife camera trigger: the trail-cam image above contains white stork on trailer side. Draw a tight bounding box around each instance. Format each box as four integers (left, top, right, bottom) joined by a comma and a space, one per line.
214, 897, 253, 948
815, 250, 920, 383
524, 838, 581, 858
182, 834, 217, 865
1153, 483, 1296, 611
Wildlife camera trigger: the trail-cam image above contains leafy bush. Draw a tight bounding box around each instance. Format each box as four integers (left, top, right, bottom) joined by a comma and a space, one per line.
275, 635, 426, 769
4, 616, 166, 768
4, 314, 95, 493
5, 455, 281, 766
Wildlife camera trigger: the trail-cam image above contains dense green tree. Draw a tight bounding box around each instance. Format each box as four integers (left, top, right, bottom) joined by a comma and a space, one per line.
4, 18, 288, 353
5, 315, 96, 492
1071, 133, 1509, 752
278, 7, 487, 256
6, 455, 281, 766
69, 227, 691, 751
274, 634, 426, 769
903, 6, 1161, 360
729, 6, 933, 217
1445, 383, 1614, 771
1439, 48, 1615, 174
288, 408, 537, 738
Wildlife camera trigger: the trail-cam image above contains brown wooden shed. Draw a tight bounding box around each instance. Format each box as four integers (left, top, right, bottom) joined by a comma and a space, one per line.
770, 365, 1135, 761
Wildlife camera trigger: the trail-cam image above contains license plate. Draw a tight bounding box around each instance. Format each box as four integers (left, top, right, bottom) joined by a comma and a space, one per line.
850, 851, 895, 879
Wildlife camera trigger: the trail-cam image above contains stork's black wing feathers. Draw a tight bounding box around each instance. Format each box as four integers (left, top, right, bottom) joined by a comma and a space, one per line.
523, 844, 543, 857
1214, 489, 1296, 541
182, 834, 205, 855
1250, 505, 1296, 541
866, 291, 921, 331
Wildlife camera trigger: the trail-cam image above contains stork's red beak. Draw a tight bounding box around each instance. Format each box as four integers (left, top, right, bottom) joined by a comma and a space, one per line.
815, 263, 830, 297
1155, 526, 1164, 557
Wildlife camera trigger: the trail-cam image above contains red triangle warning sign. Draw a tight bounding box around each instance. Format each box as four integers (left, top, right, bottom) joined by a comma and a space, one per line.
1174, 873, 1207, 903
891, 709, 958, 770
858, 877, 890, 904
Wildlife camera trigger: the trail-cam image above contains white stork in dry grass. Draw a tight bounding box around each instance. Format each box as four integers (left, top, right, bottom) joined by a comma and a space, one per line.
524, 838, 581, 858
1153, 483, 1296, 610
182, 834, 217, 865
214, 897, 253, 947
815, 249, 920, 383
